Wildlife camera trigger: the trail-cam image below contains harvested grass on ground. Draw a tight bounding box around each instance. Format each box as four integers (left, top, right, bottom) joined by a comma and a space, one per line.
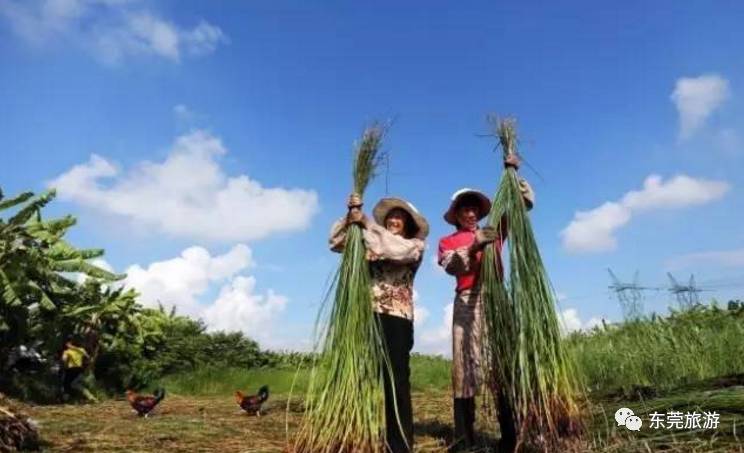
1, 394, 41, 452
17, 384, 744, 452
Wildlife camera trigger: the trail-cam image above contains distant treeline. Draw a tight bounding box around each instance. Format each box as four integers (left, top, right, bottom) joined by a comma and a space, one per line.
0, 188, 311, 402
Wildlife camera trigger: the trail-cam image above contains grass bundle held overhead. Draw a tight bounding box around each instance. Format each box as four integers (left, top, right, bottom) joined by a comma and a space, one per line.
291, 123, 392, 453
480, 117, 584, 451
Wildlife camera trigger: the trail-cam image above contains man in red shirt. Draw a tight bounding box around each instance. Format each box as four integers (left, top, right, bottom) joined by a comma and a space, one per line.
437, 154, 533, 450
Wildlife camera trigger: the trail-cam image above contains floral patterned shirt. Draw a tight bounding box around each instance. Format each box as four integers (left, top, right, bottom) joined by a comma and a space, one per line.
329, 219, 425, 321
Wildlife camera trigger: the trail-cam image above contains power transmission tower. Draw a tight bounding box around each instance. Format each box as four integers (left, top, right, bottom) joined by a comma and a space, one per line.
667, 273, 704, 310
608, 269, 649, 321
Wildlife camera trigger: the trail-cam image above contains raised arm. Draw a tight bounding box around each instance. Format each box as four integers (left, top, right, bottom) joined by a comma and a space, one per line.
438, 244, 475, 276
497, 153, 535, 241
437, 228, 498, 276
328, 193, 367, 253
363, 223, 424, 263
328, 217, 348, 253
494, 178, 534, 242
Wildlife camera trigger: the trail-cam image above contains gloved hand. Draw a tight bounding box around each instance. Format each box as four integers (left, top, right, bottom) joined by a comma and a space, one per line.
504, 153, 520, 170
519, 178, 535, 210
474, 226, 499, 247
347, 193, 363, 209
346, 193, 367, 226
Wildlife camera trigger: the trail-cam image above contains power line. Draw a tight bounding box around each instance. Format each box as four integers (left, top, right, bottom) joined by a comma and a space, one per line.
607, 268, 648, 320
605, 269, 744, 317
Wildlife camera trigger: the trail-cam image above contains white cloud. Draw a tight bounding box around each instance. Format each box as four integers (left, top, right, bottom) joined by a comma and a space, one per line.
93, 12, 227, 64
561, 202, 631, 253
124, 244, 253, 314
621, 174, 729, 210
413, 306, 429, 328
173, 104, 190, 117
415, 302, 453, 356
0, 0, 87, 44
123, 244, 289, 347
429, 253, 446, 275
181, 20, 227, 57
0, 0, 227, 64
558, 308, 602, 335
75, 257, 114, 284
671, 74, 730, 140
128, 12, 178, 58
561, 174, 729, 253
667, 248, 744, 270
49, 130, 320, 242
584, 317, 603, 331
412, 291, 429, 328
559, 308, 582, 333
414, 302, 601, 352
173, 104, 199, 123
201, 276, 287, 342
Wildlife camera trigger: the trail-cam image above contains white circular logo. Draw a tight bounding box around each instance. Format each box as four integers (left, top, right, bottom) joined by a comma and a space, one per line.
615, 407, 634, 426
625, 415, 643, 431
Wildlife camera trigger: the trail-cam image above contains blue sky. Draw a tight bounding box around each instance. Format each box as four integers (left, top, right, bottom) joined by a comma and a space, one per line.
2, 1, 743, 353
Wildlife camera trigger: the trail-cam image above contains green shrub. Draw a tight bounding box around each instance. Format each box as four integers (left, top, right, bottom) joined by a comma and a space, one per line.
567, 301, 744, 393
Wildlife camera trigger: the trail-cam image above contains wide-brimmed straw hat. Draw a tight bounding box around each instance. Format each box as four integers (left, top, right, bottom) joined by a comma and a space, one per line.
443, 188, 492, 226
372, 197, 429, 239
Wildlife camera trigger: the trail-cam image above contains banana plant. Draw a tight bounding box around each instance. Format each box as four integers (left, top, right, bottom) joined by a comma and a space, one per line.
58, 282, 142, 367
0, 187, 123, 368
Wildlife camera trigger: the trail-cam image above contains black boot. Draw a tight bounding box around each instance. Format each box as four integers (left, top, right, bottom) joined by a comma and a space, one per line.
497, 394, 517, 453
451, 398, 475, 451
464, 398, 476, 446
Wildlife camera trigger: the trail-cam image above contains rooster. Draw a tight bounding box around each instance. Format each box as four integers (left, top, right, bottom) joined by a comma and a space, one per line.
235, 385, 269, 416
126, 388, 165, 418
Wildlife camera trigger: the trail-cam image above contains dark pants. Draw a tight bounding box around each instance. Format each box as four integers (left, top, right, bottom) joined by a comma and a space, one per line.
61, 367, 83, 396
496, 390, 517, 452
377, 313, 414, 453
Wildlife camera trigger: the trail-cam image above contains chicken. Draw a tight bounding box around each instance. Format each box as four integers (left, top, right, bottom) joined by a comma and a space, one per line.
235, 385, 269, 416
126, 388, 165, 418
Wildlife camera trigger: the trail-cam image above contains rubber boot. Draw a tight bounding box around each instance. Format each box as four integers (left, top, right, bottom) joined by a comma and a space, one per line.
451, 398, 475, 451
464, 398, 476, 446
497, 394, 517, 453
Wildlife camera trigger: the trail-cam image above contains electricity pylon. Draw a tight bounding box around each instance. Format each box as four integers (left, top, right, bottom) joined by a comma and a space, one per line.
608, 269, 650, 320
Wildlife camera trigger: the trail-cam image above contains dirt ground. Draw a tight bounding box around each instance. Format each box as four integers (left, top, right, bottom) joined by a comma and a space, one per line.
19, 390, 744, 452
23, 393, 459, 452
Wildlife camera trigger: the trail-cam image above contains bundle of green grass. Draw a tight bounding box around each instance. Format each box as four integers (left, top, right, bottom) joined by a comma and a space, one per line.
480, 117, 584, 451
291, 124, 393, 453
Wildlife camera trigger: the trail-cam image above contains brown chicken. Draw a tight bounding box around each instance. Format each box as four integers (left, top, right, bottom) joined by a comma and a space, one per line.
126, 388, 165, 418
235, 385, 269, 416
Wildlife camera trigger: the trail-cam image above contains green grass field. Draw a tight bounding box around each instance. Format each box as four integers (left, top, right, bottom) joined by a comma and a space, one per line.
9, 305, 744, 452
17, 368, 744, 452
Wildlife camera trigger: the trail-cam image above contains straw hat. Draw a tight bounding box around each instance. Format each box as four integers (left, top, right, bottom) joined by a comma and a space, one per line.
443, 188, 491, 226
372, 197, 429, 239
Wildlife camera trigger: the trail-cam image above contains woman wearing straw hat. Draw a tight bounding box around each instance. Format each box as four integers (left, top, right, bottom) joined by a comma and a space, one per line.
329, 194, 429, 453
437, 154, 534, 451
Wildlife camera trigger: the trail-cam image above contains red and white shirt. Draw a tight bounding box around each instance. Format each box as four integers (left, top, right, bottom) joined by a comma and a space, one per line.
438, 227, 505, 292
